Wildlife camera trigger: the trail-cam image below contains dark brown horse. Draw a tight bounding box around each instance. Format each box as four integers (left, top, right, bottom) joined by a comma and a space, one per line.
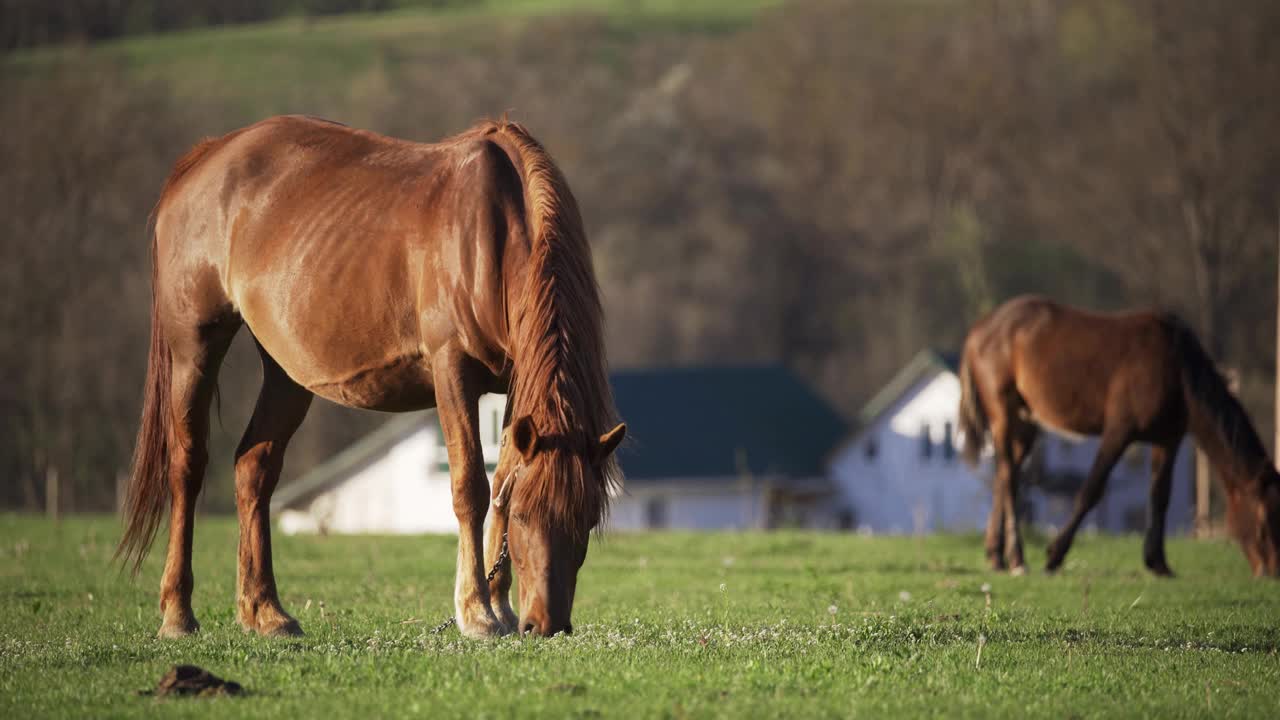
959, 295, 1279, 577
116, 115, 626, 638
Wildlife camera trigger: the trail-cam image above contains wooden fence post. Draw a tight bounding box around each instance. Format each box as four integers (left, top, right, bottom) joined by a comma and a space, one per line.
45, 466, 59, 523
1194, 450, 1211, 537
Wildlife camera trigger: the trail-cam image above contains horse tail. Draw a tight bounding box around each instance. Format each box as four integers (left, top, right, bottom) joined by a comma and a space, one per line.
959, 345, 988, 468
115, 137, 224, 575
115, 223, 173, 575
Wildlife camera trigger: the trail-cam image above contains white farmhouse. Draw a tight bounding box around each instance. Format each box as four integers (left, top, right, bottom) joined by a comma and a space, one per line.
273, 393, 507, 535
827, 349, 1197, 535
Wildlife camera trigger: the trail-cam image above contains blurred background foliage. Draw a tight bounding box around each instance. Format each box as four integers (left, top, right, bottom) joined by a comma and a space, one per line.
2, 0, 1278, 512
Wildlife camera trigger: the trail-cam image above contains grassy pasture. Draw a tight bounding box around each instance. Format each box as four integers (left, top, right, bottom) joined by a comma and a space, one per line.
6, 1, 780, 118
1, 515, 1277, 718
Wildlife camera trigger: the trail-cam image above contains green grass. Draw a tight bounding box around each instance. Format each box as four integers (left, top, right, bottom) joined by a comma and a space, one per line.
6, 1, 780, 119
2, 516, 1278, 718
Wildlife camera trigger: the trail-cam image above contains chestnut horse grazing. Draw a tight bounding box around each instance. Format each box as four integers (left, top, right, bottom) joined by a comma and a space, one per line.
116, 115, 625, 638
959, 295, 1279, 577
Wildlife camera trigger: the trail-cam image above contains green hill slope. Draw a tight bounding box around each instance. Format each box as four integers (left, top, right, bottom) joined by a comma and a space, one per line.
8, 1, 779, 118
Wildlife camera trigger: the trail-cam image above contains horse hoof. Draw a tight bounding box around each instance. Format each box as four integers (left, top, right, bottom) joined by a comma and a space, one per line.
239, 609, 305, 638
157, 617, 200, 639
1148, 565, 1175, 578
1008, 565, 1027, 577
458, 615, 509, 639
1045, 552, 1064, 574
259, 618, 305, 638
496, 609, 519, 635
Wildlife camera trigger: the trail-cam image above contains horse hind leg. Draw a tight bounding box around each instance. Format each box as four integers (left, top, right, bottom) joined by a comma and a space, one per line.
983, 406, 1035, 574
982, 403, 1012, 571
234, 343, 313, 637
157, 320, 239, 638
1002, 421, 1039, 575
984, 464, 1008, 571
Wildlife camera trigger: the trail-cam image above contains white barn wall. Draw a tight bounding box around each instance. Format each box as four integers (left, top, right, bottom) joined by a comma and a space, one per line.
610, 481, 769, 531
279, 428, 458, 534
279, 394, 507, 535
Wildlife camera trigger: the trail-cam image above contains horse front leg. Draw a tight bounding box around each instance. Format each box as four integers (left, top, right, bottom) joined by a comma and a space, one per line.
434, 349, 507, 639
1142, 441, 1178, 577
481, 408, 520, 632
485, 502, 518, 632
1046, 429, 1128, 572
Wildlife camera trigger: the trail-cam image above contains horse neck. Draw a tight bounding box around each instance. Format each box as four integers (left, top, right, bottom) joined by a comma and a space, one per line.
1185, 391, 1274, 494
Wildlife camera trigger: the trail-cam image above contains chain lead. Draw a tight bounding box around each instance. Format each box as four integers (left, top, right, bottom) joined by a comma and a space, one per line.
430, 532, 509, 635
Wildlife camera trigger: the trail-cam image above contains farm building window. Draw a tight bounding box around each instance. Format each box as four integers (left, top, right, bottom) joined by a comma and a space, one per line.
836, 508, 855, 530
942, 422, 955, 461
645, 498, 668, 529
920, 423, 933, 459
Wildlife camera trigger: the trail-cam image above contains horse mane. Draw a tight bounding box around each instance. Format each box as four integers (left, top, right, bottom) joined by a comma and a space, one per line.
1170, 315, 1274, 489
487, 120, 621, 537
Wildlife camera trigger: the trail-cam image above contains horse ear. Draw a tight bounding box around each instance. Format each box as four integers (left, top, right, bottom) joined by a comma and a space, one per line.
595, 423, 626, 463
512, 415, 540, 462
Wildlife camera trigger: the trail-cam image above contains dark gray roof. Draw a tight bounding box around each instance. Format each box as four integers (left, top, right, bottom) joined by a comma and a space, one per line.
612, 365, 848, 482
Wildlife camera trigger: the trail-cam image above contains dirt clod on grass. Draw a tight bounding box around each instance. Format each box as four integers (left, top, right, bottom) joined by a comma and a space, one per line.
140, 665, 243, 698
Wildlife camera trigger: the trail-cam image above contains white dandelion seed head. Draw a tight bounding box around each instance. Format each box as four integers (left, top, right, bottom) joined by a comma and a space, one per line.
719, 583, 727, 593
827, 605, 838, 616
981, 583, 992, 593
898, 591, 912, 602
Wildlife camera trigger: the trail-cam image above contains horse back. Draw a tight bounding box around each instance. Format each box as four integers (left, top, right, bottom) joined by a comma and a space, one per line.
970, 295, 1185, 438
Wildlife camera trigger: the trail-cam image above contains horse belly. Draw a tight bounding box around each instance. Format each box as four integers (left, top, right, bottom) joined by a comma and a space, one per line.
1024, 409, 1097, 441
1012, 357, 1106, 437
304, 354, 437, 412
